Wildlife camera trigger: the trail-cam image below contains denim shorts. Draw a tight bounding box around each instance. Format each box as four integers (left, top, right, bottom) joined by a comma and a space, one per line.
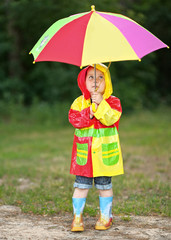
73, 175, 112, 190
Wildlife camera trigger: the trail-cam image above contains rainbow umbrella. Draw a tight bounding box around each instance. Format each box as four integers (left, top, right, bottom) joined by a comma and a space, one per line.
30, 5, 168, 67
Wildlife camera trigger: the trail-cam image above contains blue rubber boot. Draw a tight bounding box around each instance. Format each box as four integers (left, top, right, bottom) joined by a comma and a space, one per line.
71, 197, 86, 232
95, 196, 113, 230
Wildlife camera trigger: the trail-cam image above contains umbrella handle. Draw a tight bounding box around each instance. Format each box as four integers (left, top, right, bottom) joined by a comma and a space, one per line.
92, 103, 97, 113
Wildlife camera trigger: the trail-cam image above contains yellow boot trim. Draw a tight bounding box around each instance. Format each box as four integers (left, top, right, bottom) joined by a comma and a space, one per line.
71, 214, 84, 232
95, 216, 113, 230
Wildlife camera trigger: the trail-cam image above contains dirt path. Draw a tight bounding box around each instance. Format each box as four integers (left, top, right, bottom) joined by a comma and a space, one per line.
0, 205, 170, 240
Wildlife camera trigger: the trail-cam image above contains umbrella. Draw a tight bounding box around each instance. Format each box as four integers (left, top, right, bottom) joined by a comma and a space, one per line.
30, 5, 168, 67
29, 5, 168, 110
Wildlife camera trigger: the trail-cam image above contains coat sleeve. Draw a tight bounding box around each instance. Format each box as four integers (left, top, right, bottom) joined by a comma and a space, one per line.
68, 97, 94, 129
94, 97, 122, 126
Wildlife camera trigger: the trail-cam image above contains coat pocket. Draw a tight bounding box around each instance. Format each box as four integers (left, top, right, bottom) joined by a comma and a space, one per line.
76, 143, 88, 166
102, 142, 119, 166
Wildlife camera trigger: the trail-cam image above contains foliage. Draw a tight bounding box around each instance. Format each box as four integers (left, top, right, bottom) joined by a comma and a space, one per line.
0, 0, 170, 111
0, 100, 71, 126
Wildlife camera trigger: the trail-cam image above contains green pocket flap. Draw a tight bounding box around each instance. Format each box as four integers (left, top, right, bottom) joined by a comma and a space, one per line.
102, 142, 119, 166
76, 143, 88, 166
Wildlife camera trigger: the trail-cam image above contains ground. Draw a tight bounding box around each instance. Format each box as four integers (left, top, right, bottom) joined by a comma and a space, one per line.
0, 109, 170, 239
0, 205, 170, 240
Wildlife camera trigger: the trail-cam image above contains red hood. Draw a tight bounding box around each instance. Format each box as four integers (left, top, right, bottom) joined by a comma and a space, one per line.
77, 63, 113, 100
77, 66, 91, 100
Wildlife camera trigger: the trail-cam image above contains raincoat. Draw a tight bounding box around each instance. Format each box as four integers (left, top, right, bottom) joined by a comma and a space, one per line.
69, 63, 124, 178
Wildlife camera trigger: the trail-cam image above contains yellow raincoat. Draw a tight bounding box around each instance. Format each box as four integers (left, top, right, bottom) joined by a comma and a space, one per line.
69, 63, 124, 177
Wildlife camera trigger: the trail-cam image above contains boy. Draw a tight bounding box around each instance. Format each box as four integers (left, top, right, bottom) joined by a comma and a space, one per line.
69, 63, 123, 231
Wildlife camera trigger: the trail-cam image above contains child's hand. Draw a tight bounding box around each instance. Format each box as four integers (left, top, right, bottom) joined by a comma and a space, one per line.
90, 103, 98, 118
91, 92, 103, 105
90, 105, 94, 118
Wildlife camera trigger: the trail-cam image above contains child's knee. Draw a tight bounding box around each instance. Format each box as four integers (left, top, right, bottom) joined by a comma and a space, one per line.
98, 188, 113, 197
73, 188, 89, 198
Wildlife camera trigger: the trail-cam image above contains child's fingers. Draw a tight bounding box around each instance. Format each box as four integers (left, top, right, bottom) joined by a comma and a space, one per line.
91, 95, 96, 101
92, 94, 101, 102
92, 92, 98, 97
90, 105, 94, 117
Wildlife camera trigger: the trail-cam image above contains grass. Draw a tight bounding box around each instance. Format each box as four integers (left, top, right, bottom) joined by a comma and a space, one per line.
0, 105, 170, 217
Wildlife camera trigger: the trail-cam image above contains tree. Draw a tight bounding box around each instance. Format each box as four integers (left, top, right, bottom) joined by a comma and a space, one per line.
0, 0, 170, 110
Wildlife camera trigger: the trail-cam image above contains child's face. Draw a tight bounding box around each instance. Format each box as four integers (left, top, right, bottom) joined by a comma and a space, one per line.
86, 67, 106, 95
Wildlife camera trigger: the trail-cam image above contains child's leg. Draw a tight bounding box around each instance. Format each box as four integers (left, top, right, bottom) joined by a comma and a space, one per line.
99, 188, 113, 197
71, 176, 93, 232
94, 177, 113, 230
73, 188, 89, 198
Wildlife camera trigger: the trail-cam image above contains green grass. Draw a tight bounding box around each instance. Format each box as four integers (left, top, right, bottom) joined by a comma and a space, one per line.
0, 106, 170, 217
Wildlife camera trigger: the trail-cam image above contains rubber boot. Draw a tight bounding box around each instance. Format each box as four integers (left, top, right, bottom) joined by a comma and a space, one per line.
71, 197, 86, 232
95, 196, 113, 230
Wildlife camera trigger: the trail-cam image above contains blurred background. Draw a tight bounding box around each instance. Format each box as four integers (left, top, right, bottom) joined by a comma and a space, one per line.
0, 0, 170, 119
0, 0, 170, 216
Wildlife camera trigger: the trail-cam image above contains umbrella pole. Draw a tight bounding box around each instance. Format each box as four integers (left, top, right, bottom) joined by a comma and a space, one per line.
92, 64, 97, 113
94, 64, 96, 90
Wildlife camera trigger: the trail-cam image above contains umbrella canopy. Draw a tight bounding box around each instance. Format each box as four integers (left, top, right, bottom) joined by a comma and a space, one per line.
30, 5, 168, 67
